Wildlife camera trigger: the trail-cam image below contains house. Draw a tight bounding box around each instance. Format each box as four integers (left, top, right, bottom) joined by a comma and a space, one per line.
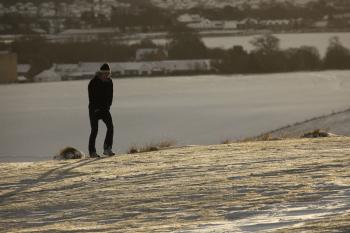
78, 62, 101, 73
260, 19, 291, 29
330, 0, 350, 10
110, 63, 124, 76
136, 48, 168, 61
223, 21, 239, 29
330, 13, 350, 26
66, 62, 101, 79
177, 14, 202, 24
38, 2, 56, 17
126, 60, 211, 76
332, 13, 350, 19
17, 64, 30, 82
313, 20, 328, 28
162, 60, 211, 73
42, 59, 213, 80
0, 52, 17, 83
119, 62, 148, 76
237, 18, 259, 29
17, 64, 30, 76
188, 19, 223, 30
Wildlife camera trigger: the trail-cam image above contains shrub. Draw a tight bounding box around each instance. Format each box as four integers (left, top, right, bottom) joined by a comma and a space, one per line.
324, 36, 350, 69
302, 129, 330, 138
285, 46, 322, 71
221, 139, 232, 144
239, 133, 282, 142
54, 146, 85, 160
127, 140, 176, 154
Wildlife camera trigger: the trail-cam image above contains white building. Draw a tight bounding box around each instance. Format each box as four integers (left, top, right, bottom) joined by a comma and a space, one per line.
313, 20, 328, 28
188, 19, 223, 30
177, 14, 202, 24
17, 64, 30, 82
36, 60, 213, 82
260, 19, 291, 27
237, 18, 259, 28
136, 48, 168, 61
223, 21, 239, 29
114, 60, 212, 76
163, 60, 211, 73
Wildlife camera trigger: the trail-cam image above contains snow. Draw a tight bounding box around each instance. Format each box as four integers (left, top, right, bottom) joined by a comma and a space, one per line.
0, 137, 349, 232
33, 67, 61, 82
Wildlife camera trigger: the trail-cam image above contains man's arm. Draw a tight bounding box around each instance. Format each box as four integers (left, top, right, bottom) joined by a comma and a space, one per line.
108, 81, 113, 108
88, 80, 94, 107
89, 79, 101, 111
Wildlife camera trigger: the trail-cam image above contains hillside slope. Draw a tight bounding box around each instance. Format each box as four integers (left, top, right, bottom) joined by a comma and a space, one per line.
265, 108, 350, 138
1, 137, 350, 232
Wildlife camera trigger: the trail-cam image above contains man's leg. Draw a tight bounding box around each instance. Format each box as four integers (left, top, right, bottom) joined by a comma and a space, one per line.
101, 110, 114, 152
88, 109, 99, 154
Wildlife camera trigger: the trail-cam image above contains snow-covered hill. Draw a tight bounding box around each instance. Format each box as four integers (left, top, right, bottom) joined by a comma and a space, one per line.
1, 137, 349, 232
265, 108, 350, 138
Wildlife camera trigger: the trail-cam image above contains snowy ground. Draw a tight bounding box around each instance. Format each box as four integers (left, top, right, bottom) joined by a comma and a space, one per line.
1, 137, 350, 232
266, 108, 350, 138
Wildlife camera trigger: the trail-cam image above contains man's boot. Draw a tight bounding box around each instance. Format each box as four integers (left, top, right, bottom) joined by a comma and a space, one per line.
103, 148, 115, 156
89, 152, 101, 158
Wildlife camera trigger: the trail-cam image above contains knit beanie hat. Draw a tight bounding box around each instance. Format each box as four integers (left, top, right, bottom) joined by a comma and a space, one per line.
100, 63, 111, 73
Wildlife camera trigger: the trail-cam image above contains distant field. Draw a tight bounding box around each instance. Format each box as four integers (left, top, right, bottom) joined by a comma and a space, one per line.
152, 32, 350, 56
0, 70, 349, 162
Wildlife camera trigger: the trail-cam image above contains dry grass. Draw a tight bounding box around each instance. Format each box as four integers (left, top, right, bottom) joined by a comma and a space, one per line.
238, 133, 283, 143
1, 137, 350, 232
127, 140, 176, 154
258, 108, 350, 139
221, 139, 233, 144
302, 129, 331, 138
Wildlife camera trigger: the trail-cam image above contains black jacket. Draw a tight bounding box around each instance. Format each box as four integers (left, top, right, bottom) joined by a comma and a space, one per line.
88, 76, 113, 111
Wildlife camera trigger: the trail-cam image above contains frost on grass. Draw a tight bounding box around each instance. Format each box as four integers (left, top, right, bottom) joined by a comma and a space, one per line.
1, 137, 350, 232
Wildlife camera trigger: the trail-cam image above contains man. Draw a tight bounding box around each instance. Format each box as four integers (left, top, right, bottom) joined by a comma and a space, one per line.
88, 63, 115, 158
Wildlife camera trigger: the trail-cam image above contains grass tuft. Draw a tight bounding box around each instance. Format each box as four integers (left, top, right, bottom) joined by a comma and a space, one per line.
221, 139, 233, 144
302, 129, 330, 138
128, 146, 139, 154
239, 133, 283, 143
127, 140, 176, 154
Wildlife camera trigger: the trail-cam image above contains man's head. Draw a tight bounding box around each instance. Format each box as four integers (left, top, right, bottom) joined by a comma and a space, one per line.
97, 63, 111, 80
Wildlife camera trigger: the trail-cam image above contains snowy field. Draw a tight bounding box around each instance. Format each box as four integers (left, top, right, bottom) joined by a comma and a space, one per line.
153, 32, 350, 56
0, 70, 349, 162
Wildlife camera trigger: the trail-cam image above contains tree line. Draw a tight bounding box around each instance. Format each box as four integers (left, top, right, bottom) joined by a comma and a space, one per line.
212, 34, 350, 74
188, 0, 338, 21
165, 25, 350, 73
1, 26, 350, 79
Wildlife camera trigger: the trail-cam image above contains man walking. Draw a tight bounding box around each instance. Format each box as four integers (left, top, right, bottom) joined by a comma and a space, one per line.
88, 63, 115, 158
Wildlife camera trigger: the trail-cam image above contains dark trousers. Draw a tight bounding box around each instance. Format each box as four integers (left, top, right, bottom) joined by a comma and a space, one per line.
89, 108, 114, 153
